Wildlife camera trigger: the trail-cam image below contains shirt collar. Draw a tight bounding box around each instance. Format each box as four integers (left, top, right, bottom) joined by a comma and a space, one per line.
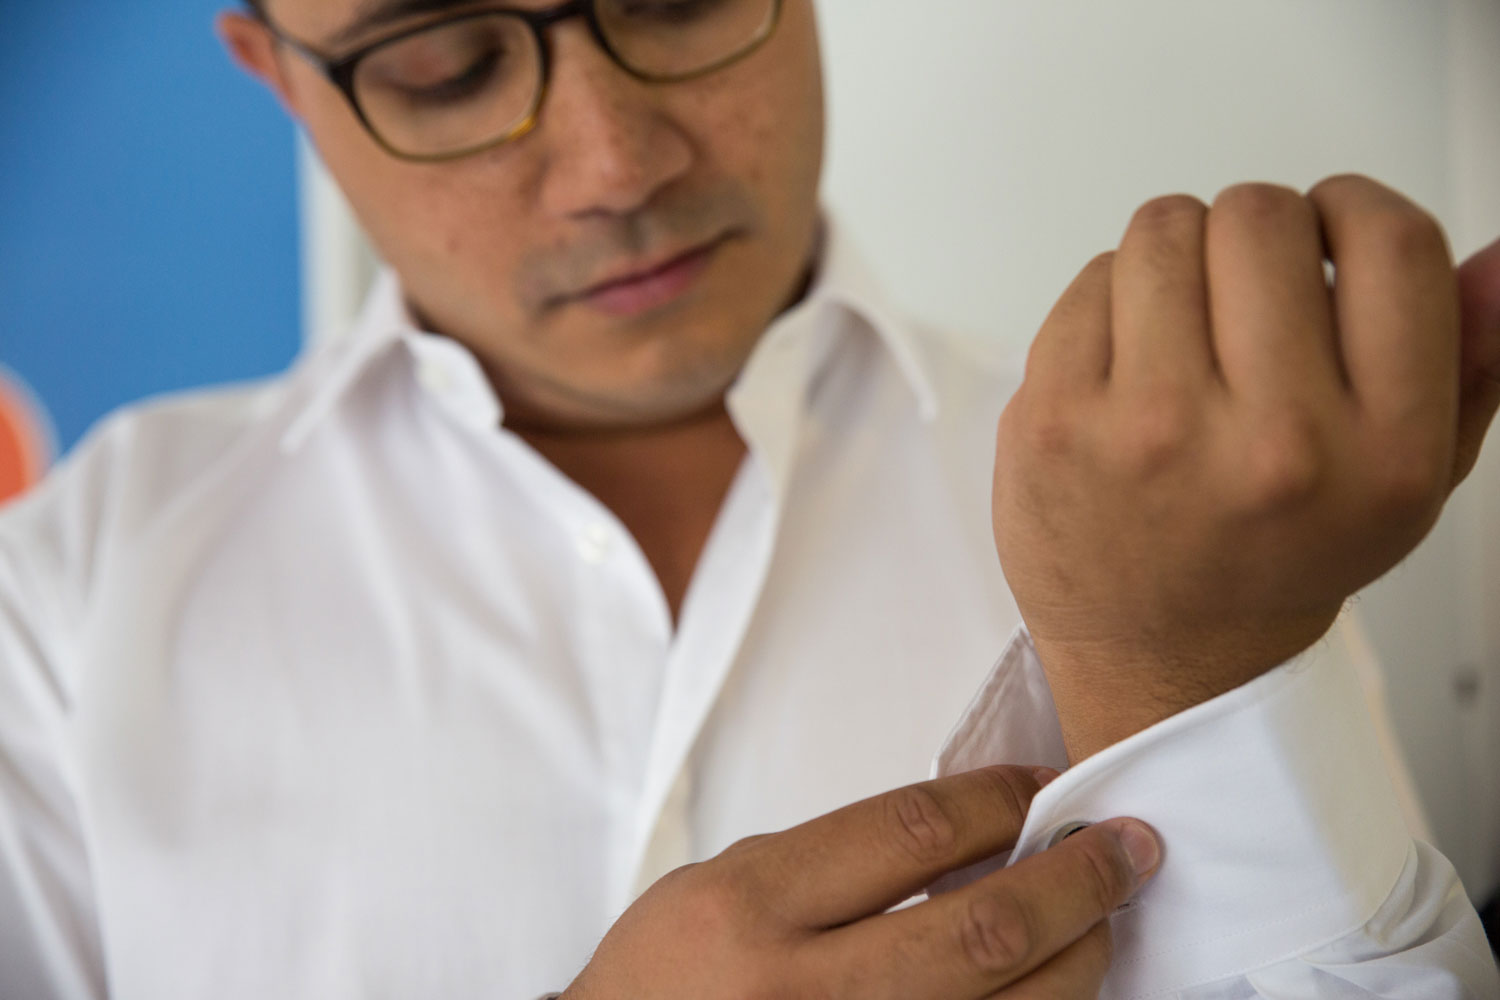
803, 219, 939, 422
279, 271, 410, 454
280, 214, 939, 455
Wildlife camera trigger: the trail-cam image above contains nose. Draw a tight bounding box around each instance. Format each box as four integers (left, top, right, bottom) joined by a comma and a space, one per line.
534, 23, 695, 220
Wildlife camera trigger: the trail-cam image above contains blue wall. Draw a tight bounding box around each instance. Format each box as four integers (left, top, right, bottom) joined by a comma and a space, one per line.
0, 2, 302, 456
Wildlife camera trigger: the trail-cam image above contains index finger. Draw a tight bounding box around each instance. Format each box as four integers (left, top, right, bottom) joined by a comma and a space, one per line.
1025, 253, 1114, 396
736, 766, 1049, 929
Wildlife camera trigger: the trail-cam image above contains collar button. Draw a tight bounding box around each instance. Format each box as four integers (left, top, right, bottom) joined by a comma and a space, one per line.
577, 523, 614, 565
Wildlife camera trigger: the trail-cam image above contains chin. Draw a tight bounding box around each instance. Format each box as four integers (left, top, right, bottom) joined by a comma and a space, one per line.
612, 370, 742, 426
600, 318, 759, 404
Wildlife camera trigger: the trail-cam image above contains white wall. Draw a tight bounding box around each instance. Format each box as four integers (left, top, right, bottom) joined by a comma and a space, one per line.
1443, 0, 1500, 905
298, 137, 378, 347
303, 0, 1500, 902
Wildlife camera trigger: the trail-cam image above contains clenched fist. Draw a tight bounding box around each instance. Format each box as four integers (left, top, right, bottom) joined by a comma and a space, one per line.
993, 175, 1500, 761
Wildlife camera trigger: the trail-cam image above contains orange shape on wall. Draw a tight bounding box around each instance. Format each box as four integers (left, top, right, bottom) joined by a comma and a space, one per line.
0, 369, 52, 504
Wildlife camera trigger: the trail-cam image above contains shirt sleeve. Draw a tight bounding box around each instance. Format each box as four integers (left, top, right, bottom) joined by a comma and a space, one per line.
0, 526, 106, 1000
930, 619, 1500, 999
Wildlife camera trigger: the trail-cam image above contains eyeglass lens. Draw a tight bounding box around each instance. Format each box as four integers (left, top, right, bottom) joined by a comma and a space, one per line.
353, 0, 778, 159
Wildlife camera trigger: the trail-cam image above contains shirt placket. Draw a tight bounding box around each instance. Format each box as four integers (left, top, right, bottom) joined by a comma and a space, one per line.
567, 502, 675, 912
407, 330, 678, 912
622, 317, 832, 902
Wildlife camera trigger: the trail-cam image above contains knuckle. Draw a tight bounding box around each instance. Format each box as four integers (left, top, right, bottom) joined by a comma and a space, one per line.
637, 860, 701, 906
1117, 395, 1197, 478
884, 784, 960, 866
681, 858, 763, 930
1213, 181, 1303, 226
1237, 416, 1325, 513
722, 833, 772, 859
1309, 175, 1452, 265
652, 861, 701, 892
1086, 250, 1117, 273
974, 766, 1038, 822
1312, 171, 1376, 196
689, 870, 749, 923
1128, 195, 1208, 242
1367, 206, 1449, 269
959, 891, 1035, 974
1015, 398, 1082, 460
1031, 417, 1079, 460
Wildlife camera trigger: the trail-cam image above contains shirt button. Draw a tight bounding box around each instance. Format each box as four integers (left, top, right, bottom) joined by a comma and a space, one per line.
418, 361, 453, 397
577, 523, 614, 565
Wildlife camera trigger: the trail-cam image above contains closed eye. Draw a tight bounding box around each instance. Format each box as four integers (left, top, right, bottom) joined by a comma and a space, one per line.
394, 48, 504, 105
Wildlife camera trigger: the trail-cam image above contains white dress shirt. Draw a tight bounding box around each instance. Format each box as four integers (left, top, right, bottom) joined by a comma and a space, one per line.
0, 224, 1495, 1000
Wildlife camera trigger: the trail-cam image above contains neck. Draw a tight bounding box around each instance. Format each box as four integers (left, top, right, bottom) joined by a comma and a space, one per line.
514, 400, 748, 626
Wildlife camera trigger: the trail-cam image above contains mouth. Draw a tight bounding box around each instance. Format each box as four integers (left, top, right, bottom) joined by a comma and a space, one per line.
567, 235, 733, 319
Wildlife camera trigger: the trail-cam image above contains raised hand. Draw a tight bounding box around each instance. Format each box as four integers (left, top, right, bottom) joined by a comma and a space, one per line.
992, 175, 1500, 761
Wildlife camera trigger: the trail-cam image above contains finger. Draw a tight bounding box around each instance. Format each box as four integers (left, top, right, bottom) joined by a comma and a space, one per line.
1025, 253, 1114, 395
1112, 195, 1217, 390
810, 818, 1158, 1000
1206, 182, 1343, 405
1306, 174, 1460, 427
742, 765, 1047, 929
1452, 235, 1500, 488
986, 920, 1113, 1000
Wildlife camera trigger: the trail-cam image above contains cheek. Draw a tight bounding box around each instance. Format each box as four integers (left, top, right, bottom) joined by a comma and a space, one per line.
290, 72, 527, 280
744, 72, 823, 220
688, 68, 823, 225
340, 153, 531, 296
670, 0, 824, 200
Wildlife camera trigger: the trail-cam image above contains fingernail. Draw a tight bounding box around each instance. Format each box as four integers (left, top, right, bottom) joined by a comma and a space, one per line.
1115, 820, 1161, 877
1030, 766, 1061, 789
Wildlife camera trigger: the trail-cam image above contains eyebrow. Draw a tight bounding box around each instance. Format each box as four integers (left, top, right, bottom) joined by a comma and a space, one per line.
324, 0, 484, 52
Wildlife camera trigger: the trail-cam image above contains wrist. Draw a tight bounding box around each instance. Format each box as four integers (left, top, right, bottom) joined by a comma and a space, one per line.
1030, 620, 1329, 763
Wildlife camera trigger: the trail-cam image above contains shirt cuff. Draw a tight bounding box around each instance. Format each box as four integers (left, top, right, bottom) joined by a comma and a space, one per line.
930, 623, 1414, 997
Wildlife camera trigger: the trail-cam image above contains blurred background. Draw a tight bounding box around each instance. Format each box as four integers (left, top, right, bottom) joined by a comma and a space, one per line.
0, 1, 302, 468
2, 0, 1497, 932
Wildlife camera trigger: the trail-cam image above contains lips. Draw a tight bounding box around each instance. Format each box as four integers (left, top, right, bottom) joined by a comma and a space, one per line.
568, 236, 729, 319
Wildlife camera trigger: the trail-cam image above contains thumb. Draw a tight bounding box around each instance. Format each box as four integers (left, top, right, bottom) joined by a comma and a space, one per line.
1451, 235, 1500, 489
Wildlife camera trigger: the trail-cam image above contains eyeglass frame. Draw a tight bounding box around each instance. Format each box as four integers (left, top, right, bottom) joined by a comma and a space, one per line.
254, 0, 786, 163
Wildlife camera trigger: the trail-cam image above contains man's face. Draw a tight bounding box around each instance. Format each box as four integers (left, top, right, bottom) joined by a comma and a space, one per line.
243, 0, 826, 429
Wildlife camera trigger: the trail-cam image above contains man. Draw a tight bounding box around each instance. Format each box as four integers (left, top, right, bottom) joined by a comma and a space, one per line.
1, 0, 1497, 996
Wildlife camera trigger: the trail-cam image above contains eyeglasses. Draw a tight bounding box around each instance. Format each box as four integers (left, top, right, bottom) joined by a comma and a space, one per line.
260, 0, 784, 162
